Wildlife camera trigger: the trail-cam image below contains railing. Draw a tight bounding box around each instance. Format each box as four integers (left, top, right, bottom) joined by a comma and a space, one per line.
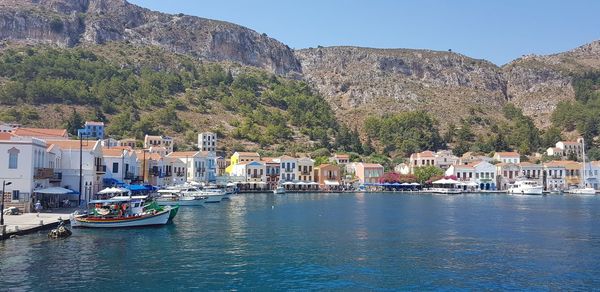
50, 172, 62, 181
249, 174, 262, 178
176, 172, 185, 177
95, 165, 106, 173
34, 168, 54, 179
124, 172, 135, 180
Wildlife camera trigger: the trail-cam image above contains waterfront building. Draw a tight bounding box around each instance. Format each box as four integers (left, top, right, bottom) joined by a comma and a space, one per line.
231, 161, 267, 190
330, 154, 350, 165
262, 157, 280, 190
144, 135, 173, 153
216, 156, 229, 176
495, 163, 520, 190
297, 157, 315, 182
546, 139, 583, 161
46, 139, 104, 203
78, 121, 105, 139
276, 155, 298, 182
543, 161, 567, 191
198, 132, 217, 152
493, 152, 520, 164
314, 164, 341, 190
225, 152, 260, 174
446, 161, 497, 190
355, 163, 384, 184
519, 162, 543, 180
345, 162, 359, 175
13, 127, 69, 140
0, 134, 57, 212
166, 151, 217, 183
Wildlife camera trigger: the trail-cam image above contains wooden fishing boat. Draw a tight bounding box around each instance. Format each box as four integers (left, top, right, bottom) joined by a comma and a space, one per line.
70, 197, 174, 228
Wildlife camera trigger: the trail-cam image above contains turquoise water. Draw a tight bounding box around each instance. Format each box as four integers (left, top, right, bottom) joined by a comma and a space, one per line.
1, 193, 600, 290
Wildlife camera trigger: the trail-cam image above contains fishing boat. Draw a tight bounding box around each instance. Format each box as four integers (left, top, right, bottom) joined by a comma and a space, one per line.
508, 180, 544, 195
155, 189, 206, 206
70, 197, 174, 228
565, 138, 596, 195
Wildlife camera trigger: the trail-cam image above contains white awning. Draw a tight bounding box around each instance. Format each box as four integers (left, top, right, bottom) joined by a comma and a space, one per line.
433, 179, 460, 185
98, 187, 129, 194
295, 181, 306, 185
282, 181, 295, 185
410, 182, 420, 186
325, 180, 340, 186
158, 189, 180, 193
35, 187, 74, 195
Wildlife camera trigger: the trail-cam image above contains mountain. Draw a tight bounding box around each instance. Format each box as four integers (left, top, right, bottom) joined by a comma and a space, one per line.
0, 0, 301, 75
1, 0, 600, 153
295, 46, 509, 129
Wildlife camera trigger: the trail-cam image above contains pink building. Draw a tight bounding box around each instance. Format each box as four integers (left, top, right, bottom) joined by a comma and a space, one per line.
355, 163, 384, 184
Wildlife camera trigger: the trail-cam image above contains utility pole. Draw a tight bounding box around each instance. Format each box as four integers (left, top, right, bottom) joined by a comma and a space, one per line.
142, 150, 147, 184
79, 133, 83, 206
1, 181, 13, 226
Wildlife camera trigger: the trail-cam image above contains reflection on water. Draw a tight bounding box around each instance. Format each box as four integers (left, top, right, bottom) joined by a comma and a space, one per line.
1, 193, 600, 290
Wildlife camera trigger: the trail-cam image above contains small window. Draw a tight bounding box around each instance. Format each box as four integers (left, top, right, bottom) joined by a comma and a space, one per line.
8, 147, 19, 169
112, 162, 119, 173
11, 190, 19, 201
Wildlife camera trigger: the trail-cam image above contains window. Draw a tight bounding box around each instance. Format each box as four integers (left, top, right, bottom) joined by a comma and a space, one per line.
112, 162, 119, 173
8, 147, 19, 169
11, 190, 19, 201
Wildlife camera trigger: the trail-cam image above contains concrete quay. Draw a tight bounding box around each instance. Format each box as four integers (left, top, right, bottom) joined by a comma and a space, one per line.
1, 209, 73, 240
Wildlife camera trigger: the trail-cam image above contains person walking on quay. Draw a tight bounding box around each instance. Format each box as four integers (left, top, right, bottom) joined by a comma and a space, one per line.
34, 200, 42, 217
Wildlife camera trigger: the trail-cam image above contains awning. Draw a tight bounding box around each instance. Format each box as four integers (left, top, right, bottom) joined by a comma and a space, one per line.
410, 182, 420, 186
325, 180, 340, 186
433, 178, 460, 185
97, 187, 129, 194
35, 187, 75, 195
103, 178, 125, 186
126, 184, 150, 191
282, 181, 295, 185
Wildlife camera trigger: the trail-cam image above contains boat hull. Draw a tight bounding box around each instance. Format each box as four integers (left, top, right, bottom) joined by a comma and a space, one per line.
508, 186, 544, 195
156, 198, 205, 206
70, 209, 171, 228
430, 188, 462, 194
566, 188, 596, 195
204, 194, 224, 203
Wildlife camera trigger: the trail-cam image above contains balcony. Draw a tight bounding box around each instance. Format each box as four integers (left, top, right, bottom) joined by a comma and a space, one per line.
50, 172, 62, 182
249, 174, 262, 179
34, 168, 54, 179
95, 165, 106, 174
176, 172, 185, 177
124, 172, 135, 180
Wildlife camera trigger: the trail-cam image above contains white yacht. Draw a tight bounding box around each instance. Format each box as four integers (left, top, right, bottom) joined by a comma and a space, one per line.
273, 186, 286, 194
565, 138, 596, 195
507, 180, 543, 195
198, 188, 227, 203
156, 190, 206, 206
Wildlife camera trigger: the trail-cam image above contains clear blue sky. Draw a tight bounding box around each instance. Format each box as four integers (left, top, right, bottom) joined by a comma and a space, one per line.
130, 0, 600, 65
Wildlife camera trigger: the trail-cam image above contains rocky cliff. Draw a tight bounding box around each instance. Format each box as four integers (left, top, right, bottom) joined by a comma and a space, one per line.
0, 0, 301, 75
295, 46, 509, 128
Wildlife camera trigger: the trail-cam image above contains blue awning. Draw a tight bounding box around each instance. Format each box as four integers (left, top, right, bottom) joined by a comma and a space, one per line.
125, 184, 151, 192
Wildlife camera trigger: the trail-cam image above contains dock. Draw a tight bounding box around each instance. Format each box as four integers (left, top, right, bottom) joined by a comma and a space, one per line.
1, 210, 72, 240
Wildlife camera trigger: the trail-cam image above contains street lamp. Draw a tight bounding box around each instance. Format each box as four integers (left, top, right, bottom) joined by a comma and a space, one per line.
1, 181, 13, 226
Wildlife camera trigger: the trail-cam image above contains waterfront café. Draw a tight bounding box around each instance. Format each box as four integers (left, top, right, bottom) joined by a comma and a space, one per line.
281, 181, 319, 191
32, 187, 78, 209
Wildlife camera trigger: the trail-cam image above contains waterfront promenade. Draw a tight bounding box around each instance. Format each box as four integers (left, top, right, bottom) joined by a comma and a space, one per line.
1, 209, 73, 240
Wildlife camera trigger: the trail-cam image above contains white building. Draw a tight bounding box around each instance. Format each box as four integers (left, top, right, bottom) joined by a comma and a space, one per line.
166, 151, 217, 183
144, 135, 173, 153
493, 152, 520, 164
276, 155, 298, 182
297, 157, 315, 182
446, 161, 497, 190
394, 163, 410, 175
101, 138, 119, 148
546, 139, 583, 161
102, 147, 139, 184
543, 161, 567, 191
0, 134, 54, 212
198, 132, 217, 152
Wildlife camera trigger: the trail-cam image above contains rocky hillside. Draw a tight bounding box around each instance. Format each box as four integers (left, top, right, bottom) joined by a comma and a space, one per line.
502, 41, 600, 127
0, 0, 301, 75
296, 46, 509, 129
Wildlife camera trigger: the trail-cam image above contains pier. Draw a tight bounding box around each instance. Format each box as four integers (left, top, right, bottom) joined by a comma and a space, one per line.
1, 210, 72, 240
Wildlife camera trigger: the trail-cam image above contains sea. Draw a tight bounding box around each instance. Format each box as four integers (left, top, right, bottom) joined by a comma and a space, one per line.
1, 192, 600, 291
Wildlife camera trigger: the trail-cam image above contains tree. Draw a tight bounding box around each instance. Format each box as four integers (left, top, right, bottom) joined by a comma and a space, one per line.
413, 165, 444, 184
64, 109, 84, 136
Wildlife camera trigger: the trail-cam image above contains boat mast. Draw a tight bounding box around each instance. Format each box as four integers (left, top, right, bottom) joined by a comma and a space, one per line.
581, 138, 587, 188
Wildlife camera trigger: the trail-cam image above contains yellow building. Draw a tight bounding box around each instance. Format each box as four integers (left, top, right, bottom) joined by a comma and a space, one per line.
225, 152, 260, 174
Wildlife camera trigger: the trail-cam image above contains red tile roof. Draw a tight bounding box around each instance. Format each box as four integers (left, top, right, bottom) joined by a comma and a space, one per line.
13, 127, 67, 138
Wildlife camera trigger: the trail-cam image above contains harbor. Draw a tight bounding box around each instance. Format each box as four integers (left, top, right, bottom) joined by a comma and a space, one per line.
0, 210, 72, 240
2, 192, 600, 290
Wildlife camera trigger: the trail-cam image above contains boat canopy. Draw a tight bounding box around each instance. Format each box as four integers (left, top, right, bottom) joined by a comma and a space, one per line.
35, 187, 75, 195
89, 198, 137, 204
158, 189, 181, 193
324, 180, 340, 186
98, 187, 130, 194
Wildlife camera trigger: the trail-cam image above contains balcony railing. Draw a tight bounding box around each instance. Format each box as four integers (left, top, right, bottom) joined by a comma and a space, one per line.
176, 172, 185, 177
124, 172, 135, 180
95, 165, 106, 173
50, 172, 62, 182
34, 168, 54, 179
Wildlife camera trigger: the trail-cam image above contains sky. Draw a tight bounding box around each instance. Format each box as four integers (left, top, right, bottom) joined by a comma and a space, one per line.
129, 0, 600, 65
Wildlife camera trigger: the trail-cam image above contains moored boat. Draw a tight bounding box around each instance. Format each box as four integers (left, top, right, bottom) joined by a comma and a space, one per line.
70, 197, 174, 228
273, 186, 286, 194
156, 190, 206, 206
507, 180, 543, 195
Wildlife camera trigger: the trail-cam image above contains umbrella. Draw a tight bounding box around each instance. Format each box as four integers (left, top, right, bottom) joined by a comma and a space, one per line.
35, 187, 74, 194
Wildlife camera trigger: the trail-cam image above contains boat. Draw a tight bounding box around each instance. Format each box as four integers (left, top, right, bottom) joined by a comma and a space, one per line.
430, 178, 462, 194
273, 186, 286, 194
155, 189, 206, 206
198, 188, 226, 203
70, 197, 174, 228
565, 138, 596, 195
507, 180, 543, 195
